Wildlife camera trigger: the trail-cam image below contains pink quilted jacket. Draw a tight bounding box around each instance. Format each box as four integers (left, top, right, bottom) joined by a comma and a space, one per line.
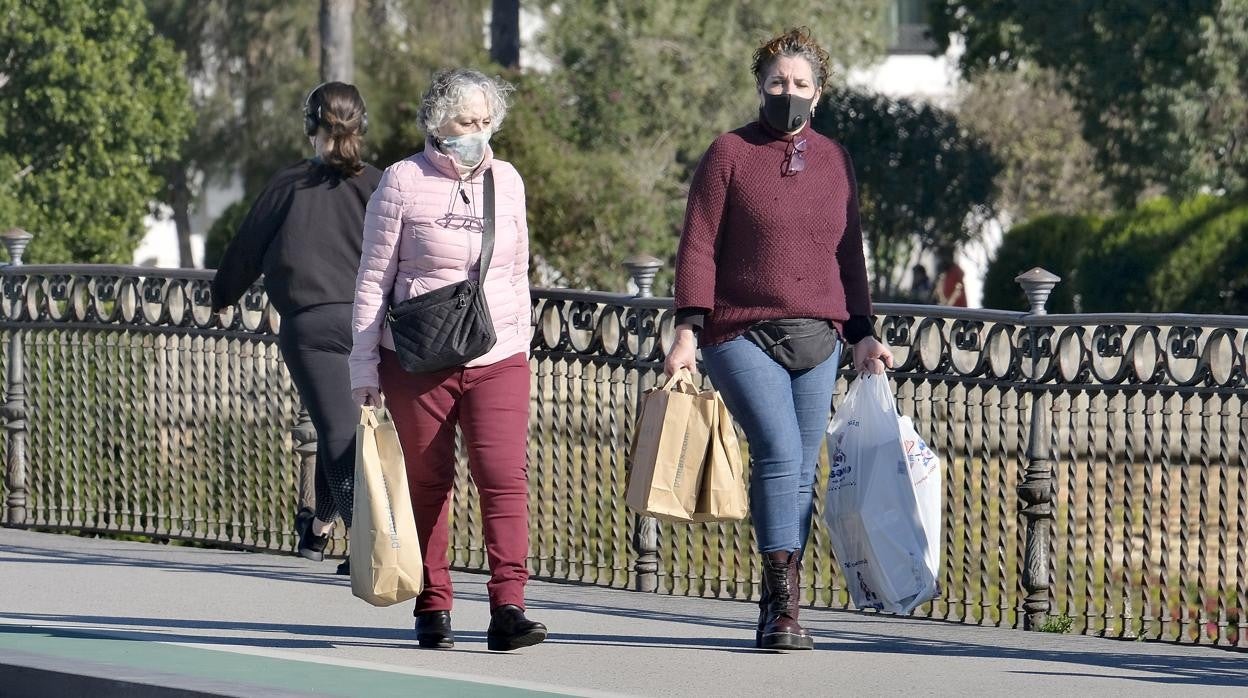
349, 140, 531, 390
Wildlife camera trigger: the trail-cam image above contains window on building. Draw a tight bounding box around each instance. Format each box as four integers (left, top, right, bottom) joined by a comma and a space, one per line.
887, 0, 938, 55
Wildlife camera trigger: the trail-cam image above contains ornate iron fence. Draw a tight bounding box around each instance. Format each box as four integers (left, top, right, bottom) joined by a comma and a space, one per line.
2, 253, 1245, 648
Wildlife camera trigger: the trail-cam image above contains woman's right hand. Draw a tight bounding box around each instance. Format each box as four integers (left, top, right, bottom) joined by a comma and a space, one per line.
663, 325, 699, 377
352, 386, 383, 408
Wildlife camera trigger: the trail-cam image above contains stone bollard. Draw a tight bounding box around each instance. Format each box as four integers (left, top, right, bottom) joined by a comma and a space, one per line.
1015, 267, 1060, 630
1, 228, 33, 527
623, 255, 663, 592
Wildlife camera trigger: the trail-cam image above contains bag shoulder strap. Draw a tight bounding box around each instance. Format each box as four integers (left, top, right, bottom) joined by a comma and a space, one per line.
477, 168, 495, 283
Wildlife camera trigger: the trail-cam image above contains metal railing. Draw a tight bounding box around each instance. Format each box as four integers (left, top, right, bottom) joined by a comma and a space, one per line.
1, 248, 1245, 648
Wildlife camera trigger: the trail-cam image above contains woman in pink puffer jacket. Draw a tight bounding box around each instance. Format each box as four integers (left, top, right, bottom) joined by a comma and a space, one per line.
348, 68, 544, 652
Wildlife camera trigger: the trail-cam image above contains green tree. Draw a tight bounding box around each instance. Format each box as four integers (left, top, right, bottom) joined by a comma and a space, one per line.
956, 68, 1112, 222
146, 1, 317, 266
186, 0, 894, 289
537, 1, 889, 162
930, 0, 1248, 201
0, 0, 191, 263
493, 73, 683, 289
813, 86, 999, 299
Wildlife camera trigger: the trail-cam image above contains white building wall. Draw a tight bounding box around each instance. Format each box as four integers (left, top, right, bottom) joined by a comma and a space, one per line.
847, 51, 961, 107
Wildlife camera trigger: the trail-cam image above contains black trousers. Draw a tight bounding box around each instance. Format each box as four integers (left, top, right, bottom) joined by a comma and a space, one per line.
279, 303, 356, 527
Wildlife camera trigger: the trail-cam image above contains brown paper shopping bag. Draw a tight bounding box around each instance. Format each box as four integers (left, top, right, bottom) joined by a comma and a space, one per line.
350, 407, 423, 606
625, 369, 716, 522
691, 394, 749, 522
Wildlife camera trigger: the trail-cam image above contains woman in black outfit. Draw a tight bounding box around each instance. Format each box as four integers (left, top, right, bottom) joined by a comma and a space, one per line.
212, 82, 382, 566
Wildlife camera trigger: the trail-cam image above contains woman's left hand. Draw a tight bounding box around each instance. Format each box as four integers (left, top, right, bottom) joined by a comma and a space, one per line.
852, 336, 894, 375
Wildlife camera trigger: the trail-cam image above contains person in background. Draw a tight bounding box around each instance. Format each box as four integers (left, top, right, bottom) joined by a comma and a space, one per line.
212, 82, 381, 573
910, 263, 934, 303
348, 68, 546, 652
665, 27, 893, 651
935, 252, 967, 307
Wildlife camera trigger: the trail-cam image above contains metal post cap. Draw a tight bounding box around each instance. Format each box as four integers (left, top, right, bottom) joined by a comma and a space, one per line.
622, 255, 663, 298
1, 228, 33, 266
1015, 267, 1061, 315
1014, 267, 1061, 286
622, 254, 663, 272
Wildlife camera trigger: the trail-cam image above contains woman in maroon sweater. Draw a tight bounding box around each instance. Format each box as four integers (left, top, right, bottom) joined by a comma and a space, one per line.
666, 27, 893, 651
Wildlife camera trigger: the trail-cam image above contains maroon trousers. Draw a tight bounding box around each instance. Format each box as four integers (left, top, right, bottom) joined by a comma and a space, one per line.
379, 349, 531, 612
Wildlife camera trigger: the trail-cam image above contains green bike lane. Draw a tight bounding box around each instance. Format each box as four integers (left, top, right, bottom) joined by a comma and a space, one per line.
0, 622, 578, 696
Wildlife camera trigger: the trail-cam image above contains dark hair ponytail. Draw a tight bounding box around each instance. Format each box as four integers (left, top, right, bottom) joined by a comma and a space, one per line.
305, 82, 368, 177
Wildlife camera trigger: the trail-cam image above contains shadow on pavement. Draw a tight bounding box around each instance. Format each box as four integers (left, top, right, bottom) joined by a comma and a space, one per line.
0, 544, 347, 588
6, 535, 1246, 688
813, 628, 1248, 688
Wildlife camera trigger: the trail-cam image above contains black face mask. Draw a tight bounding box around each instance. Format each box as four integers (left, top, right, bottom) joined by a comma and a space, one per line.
761, 92, 814, 133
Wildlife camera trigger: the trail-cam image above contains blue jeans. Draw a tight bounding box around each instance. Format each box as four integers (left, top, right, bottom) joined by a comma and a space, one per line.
701, 336, 841, 553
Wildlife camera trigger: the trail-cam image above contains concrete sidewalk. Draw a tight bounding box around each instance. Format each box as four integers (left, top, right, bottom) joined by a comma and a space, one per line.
0, 529, 1243, 696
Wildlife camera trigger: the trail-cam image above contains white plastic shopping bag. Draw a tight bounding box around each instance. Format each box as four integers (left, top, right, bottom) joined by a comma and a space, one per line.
823, 374, 940, 614
899, 415, 942, 578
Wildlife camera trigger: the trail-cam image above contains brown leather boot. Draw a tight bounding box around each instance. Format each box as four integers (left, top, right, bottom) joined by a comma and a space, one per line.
787, 551, 815, 648
757, 550, 815, 650
755, 580, 770, 648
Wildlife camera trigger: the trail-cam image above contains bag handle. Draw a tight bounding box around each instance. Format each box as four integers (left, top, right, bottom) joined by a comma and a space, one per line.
658, 367, 698, 391
359, 405, 390, 427
476, 168, 496, 283
859, 372, 901, 417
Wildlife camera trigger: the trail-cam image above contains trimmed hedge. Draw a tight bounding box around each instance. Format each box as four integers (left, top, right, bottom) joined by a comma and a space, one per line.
982, 214, 1099, 312
984, 195, 1248, 314
1080, 195, 1248, 313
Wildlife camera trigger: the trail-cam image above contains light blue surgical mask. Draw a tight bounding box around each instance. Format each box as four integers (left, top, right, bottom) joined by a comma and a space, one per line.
438, 131, 491, 167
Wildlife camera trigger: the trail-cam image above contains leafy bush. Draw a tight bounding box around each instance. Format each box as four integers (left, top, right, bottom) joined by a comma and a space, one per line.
1077, 197, 1212, 312
203, 199, 250, 270
1079, 195, 1248, 313
984, 194, 1248, 313
1039, 614, 1075, 633
493, 73, 684, 291
982, 214, 1100, 312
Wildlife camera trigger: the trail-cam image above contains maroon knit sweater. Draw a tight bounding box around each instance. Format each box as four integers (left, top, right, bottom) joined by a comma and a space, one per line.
674, 120, 874, 347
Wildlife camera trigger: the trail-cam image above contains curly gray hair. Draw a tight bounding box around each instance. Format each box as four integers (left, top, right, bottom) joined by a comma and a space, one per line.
418, 68, 515, 134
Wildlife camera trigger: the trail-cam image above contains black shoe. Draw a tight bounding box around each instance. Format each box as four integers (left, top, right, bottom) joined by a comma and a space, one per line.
294, 508, 314, 541
486, 605, 547, 652
336, 559, 350, 575
294, 511, 329, 562
415, 611, 455, 649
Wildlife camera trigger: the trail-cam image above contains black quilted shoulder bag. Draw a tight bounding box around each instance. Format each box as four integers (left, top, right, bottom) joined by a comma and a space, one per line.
386, 169, 498, 373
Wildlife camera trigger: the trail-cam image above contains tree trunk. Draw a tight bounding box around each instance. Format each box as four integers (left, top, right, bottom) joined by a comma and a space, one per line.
320, 0, 354, 83
490, 0, 520, 69
171, 166, 196, 268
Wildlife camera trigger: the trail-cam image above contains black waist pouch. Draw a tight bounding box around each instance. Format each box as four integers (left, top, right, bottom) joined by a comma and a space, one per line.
743, 318, 839, 371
